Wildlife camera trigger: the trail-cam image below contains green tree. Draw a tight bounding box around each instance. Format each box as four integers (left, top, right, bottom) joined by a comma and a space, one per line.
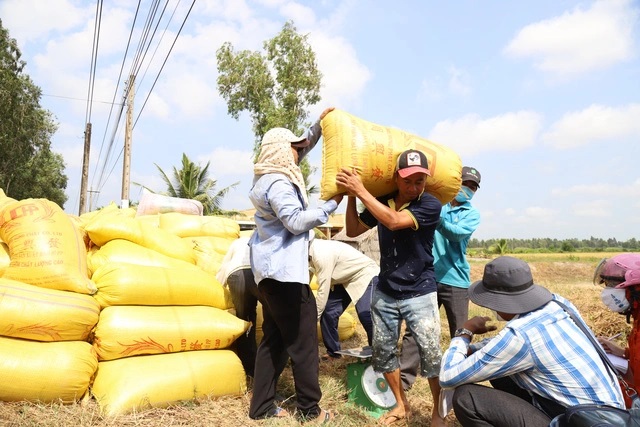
137, 153, 238, 216
491, 238, 509, 255
216, 20, 322, 197
0, 19, 67, 205
10, 146, 68, 207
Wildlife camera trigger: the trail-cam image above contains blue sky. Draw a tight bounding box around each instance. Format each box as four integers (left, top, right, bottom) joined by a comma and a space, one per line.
1, 0, 639, 240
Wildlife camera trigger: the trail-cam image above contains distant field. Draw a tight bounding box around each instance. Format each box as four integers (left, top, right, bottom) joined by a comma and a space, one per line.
507, 252, 622, 263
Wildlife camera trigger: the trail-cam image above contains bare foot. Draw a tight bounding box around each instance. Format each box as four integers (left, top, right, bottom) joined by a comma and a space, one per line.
380, 408, 407, 425
430, 406, 447, 427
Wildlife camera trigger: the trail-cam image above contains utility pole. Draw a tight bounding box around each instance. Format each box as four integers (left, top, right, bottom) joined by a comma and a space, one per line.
78, 122, 92, 215
121, 75, 134, 209
88, 189, 100, 211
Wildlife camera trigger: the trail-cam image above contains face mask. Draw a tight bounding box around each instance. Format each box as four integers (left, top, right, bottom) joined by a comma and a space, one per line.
600, 288, 630, 313
492, 310, 506, 322
455, 186, 475, 203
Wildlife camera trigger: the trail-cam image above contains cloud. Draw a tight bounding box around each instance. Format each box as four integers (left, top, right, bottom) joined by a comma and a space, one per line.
543, 103, 640, 149
428, 111, 543, 156
571, 199, 611, 218
524, 206, 554, 218
504, 0, 638, 76
200, 147, 254, 177
552, 179, 640, 198
0, 0, 90, 45
448, 66, 471, 96
279, 3, 317, 28
309, 33, 372, 112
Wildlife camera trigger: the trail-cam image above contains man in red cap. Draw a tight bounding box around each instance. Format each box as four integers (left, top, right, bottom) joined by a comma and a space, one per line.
336, 149, 446, 426
401, 165, 483, 390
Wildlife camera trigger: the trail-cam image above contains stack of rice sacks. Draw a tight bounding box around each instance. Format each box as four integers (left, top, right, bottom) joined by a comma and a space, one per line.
82, 205, 248, 416
0, 192, 99, 403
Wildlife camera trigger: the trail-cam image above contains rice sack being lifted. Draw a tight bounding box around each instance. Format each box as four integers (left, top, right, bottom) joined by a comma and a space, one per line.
320, 109, 462, 204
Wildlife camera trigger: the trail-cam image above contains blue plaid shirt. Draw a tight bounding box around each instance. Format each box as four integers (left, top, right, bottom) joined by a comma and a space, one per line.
440, 294, 625, 409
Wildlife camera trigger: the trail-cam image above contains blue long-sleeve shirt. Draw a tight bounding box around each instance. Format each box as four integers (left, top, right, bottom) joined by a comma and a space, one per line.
248, 120, 339, 285
433, 201, 480, 288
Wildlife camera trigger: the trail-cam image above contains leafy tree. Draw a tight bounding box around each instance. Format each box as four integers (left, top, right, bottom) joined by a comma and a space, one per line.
0, 19, 67, 205
560, 241, 575, 252
10, 146, 68, 207
136, 153, 238, 216
216, 20, 322, 197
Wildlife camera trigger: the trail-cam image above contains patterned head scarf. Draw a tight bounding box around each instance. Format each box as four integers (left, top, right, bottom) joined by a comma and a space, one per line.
254, 128, 309, 207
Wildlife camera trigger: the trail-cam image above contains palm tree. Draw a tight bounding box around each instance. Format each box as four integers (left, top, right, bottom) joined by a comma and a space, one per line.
136, 153, 238, 216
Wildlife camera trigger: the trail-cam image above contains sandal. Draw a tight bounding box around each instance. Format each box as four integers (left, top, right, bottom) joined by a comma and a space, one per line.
302, 408, 335, 424
273, 407, 291, 418
315, 409, 336, 424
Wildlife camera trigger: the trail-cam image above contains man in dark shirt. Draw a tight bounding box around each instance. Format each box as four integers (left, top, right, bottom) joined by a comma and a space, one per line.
336, 149, 446, 427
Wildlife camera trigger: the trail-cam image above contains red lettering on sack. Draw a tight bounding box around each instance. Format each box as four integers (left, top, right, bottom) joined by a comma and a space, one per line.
9, 204, 39, 220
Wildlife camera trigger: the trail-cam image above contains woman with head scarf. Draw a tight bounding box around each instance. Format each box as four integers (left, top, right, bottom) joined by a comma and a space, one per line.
248, 107, 341, 423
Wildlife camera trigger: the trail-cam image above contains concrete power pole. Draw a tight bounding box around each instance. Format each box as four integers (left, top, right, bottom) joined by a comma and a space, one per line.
121, 75, 134, 209
78, 122, 92, 215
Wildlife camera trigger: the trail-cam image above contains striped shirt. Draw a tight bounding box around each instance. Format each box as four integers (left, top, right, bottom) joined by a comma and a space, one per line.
440, 294, 625, 409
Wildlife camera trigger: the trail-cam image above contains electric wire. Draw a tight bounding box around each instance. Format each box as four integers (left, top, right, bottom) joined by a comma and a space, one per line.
90, 0, 142, 196
134, 0, 197, 129
89, 0, 197, 205
84, 0, 103, 125
97, 0, 159, 197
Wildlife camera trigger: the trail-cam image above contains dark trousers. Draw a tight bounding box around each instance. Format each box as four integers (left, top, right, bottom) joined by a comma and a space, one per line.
226, 268, 261, 377
248, 279, 322, 420
319, 281, 374, 357
452, 377, 561, 427
400, 283, 469, 389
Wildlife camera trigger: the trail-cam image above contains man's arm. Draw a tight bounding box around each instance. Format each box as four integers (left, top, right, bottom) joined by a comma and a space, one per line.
336, 168, 414, 231
343, 196, 369, 237
437, 208, 480, 242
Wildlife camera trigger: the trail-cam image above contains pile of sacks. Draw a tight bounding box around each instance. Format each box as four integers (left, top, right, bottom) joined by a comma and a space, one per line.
0, 191, 357, 416
0, 193, 248, 416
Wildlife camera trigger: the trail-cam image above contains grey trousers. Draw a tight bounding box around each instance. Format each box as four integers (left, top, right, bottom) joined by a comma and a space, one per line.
400, 283, 469, 390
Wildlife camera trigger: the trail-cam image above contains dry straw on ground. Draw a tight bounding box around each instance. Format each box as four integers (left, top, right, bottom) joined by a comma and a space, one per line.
0, 254, 630, 427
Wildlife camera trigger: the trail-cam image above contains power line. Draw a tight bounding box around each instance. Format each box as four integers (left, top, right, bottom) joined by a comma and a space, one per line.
134, 0, 197, 129
85, 0, 103, 124
42, 93, 123, 106
91, 0, 143, 196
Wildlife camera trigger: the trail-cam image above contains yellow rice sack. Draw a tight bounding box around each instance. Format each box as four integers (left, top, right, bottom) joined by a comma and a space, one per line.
184, 236, 231, 274
78, 202, 134, 226
0, 189, 16, 211
158, 212, 240, 238
255, 303, 355, 343
239, 229, 254, 238
0, 198, 96, 294
187, 235, 236, 257
87, 239, 196, 277
135, 214, 160, 227
317, 309, 356, 342
0, 336, 98, 403
91, 262, 227, 308
91, 349, 246, 416
0, 278, 100, 341
320, 109, 462, 204
310, 274, 319, 291
84, 215, 195, 264
93, 305, 249, 360
0, 240, 9, 275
